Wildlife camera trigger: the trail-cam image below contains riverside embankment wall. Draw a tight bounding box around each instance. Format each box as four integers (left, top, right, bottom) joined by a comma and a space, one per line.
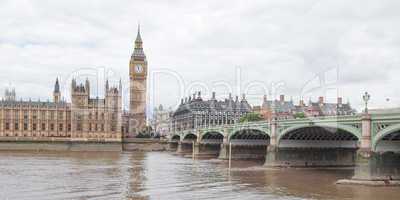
0, 137, 170, 152
0, 137, 122, 151
122, 138, 170, 151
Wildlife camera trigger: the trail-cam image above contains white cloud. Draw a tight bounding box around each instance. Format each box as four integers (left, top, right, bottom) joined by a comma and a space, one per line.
1, 0, 399, 111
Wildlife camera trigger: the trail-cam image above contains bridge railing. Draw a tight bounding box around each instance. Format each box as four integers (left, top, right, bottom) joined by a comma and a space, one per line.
229, 139, 270, 146
196, 121, 271, 131
200, 139, 223, 144
168, 114, 370, 137
276, 114, 361, 123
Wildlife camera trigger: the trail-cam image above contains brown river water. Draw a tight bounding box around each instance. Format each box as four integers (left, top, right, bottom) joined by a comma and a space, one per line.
0, 151, 399, 200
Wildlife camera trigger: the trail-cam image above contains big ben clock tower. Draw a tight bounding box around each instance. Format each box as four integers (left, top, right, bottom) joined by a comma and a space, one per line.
129, 26, 147, 135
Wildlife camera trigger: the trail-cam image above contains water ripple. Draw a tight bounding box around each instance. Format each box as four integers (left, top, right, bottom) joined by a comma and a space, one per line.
0, 151, 399, 200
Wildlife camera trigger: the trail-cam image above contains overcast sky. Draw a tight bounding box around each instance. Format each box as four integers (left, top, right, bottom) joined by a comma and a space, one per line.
1, 0, 399, 112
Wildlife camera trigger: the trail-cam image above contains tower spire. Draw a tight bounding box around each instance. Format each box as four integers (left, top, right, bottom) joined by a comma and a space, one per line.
54, 78, 60, 93
53, 78, 61, 103
119, 78, 122, 91
135, 23, 142, 45
133, 24, 145, 57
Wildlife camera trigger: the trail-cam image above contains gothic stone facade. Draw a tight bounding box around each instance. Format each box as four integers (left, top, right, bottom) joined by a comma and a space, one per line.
171, 92, 252, 132
0, 78, 122, 140
0, 27, 147, 139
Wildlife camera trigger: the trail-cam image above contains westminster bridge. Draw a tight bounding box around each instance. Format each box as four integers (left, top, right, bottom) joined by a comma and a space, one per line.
168, 111, 400, 183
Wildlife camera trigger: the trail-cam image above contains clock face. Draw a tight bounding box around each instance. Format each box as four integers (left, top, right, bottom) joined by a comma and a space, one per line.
135, 64, 143, 73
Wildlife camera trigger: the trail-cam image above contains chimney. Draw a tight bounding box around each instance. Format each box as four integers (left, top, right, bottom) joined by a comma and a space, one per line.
263, 94, 267, 102
299, 99, 305, 107
181, 98, 184, 105
212, 92, 216, 100
280, 94, 285, 102
337, 97, 343, 105
242, 93, 246, 100
197, 91, 201, 99
235, 96, 239, 102
119, 78, 122, 91
319, 96, 324, 104
192, 93, 196, 100
229, 93, 232, 100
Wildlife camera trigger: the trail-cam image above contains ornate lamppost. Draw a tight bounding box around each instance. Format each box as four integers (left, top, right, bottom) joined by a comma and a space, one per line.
363, 92, 371, 114
271, 99, 277, 122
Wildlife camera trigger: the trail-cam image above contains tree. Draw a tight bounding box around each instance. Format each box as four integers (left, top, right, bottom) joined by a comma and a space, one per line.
136, 126, 154, 138
294, 112, 306, 119
136, 132, 151, 138
239, 113, 263, 123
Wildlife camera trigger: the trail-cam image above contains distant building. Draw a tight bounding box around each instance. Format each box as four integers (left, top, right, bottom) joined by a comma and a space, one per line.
259, 95, 296, 120
299, 97, 356, 117
150, 104, 172, 137
4, 88, 16, 101
171, 92, 252, 131
257, 95, 355, 121
252, 105, 262, 114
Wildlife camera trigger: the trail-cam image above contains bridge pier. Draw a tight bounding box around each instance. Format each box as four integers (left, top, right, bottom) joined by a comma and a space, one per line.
357, 151, 400, 180
218, 143, 229, 159
337, 150, 400, 185
265, 121, 278, 166
193, 142, 200, 155
176, 142, 183, 154
264, 145, 279, 167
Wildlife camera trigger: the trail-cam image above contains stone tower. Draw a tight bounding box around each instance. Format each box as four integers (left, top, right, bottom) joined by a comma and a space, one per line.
4, 88, 16, 101
129, 25, 147, 135
71, 78, 89, 108
53, 78, 61, 103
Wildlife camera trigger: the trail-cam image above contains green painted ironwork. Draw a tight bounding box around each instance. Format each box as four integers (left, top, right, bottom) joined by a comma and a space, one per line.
170, 112, 400, 152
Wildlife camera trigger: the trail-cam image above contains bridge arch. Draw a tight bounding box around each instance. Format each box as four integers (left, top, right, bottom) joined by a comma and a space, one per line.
373, 124, 400, 152
277, 124, 360, 148
171, 134, 181, 141
229, 127, 270, 141
183, 132, 197, 141
201, 131, 224, 141
197, 131, 225, 155
219, 128, 270, 159
229, 128, 270, 146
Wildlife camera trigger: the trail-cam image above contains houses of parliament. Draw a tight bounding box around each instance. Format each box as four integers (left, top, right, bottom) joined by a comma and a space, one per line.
0, 27, 147, 140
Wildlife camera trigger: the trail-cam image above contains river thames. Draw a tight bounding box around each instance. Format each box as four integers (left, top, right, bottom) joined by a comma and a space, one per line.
0, 151, 399, 200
